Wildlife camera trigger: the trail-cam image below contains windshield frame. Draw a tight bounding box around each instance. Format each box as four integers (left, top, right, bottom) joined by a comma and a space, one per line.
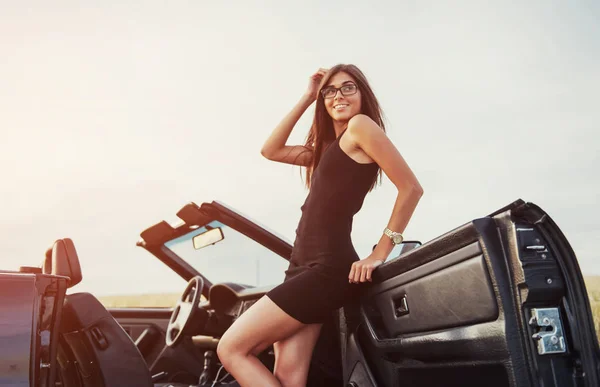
136, 201, 293, 297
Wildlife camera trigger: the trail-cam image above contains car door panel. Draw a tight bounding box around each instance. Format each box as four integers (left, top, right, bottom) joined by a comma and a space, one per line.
108, 308, 171, 366
109, 307, 214, 384
349, 218, 529, 387
344, 332, 378, 387
109, 308, 171, 336
368, 244, 498, 336
343, 201, 599, 387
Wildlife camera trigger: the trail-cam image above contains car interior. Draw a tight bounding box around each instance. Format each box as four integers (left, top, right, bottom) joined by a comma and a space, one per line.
12, 199, 598, 387
40, 238, 345, 387
42, 238, 217, 387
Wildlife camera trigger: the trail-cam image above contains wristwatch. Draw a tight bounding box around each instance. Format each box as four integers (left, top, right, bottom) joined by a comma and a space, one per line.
384, 228, 404, 245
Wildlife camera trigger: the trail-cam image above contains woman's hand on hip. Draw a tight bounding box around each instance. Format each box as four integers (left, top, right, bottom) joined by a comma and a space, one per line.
349, 256, 385, 284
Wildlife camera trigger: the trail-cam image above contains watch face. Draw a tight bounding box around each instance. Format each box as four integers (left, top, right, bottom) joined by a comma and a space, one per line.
393, 234, 403, 244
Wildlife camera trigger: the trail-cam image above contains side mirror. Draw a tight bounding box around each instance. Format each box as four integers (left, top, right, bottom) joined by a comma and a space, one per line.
192, 227, 225, 250
373, 240, 422, 259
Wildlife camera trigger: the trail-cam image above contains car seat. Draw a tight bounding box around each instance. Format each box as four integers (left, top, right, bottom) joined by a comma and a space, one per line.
45, 238, 189, 387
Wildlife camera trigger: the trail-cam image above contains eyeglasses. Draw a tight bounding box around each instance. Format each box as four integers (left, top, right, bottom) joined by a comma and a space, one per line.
320, 82, 358, 99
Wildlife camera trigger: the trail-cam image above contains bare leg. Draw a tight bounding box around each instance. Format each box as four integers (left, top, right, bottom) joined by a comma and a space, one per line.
273, 323, 322, 387
216, 295, 307, 387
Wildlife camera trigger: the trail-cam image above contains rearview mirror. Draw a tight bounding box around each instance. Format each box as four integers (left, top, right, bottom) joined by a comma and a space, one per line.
192, 228, 225, 250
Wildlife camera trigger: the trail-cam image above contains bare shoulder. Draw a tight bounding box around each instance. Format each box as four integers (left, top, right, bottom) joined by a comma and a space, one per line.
345, 115, 421, 192
349, 113, 378, 127
346, 114, 386, 148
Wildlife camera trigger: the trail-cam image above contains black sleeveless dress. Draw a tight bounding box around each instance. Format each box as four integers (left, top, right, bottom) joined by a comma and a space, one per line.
266, 128, 379, 324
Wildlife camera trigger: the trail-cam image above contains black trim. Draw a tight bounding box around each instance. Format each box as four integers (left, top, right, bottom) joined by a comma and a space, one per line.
486, 198, 526, 218
473, 217, 533, 386
373, 222, 479, 283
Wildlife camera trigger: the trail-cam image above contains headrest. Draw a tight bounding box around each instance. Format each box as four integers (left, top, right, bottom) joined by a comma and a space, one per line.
42, 238, 83, 288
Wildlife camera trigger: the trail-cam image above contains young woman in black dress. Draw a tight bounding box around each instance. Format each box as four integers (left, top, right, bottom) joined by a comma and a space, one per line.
217, 64, 423, 386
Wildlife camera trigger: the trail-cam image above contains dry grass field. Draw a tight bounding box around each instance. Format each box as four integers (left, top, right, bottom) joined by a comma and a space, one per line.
584, 276, 600, 341
98, 276, 600, 342
98, 293, 181, 308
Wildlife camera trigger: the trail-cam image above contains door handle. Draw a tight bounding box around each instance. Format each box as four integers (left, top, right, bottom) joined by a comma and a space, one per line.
393, 294, 409, 318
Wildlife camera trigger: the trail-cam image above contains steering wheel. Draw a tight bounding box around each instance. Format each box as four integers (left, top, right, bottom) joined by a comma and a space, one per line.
166, 276, 205, 347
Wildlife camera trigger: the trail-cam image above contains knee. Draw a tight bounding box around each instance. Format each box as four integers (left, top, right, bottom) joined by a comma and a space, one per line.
216, 333, 237, 368
218, 329, 267, 370
274, 362, 308, 387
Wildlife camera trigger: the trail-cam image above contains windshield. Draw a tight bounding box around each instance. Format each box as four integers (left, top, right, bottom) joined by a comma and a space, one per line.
164, 220, 289, 287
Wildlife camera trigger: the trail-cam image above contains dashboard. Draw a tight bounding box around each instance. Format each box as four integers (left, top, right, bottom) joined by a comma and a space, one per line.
190, 282, 276, 340
208, 282, 273, 318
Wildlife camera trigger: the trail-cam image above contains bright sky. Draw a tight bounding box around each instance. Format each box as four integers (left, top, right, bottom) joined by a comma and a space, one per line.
1, 1, 598, 296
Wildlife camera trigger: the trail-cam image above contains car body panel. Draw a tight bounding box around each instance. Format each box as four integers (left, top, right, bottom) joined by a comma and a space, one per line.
1, 271, 68, 387
0, 273, 36, 386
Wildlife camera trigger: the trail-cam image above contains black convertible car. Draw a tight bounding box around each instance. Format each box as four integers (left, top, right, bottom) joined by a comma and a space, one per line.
1, 199, 598, 386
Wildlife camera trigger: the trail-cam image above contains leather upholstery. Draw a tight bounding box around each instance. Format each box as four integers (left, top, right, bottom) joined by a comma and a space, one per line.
43, 238, 189, 386
373, 222, 479, 283
62, 292, 154, 387
42, 238, 82, 288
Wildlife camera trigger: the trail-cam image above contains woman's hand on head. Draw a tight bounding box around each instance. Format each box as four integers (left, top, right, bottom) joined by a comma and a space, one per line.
305, 68, 329, 101
348, 255, 385, 284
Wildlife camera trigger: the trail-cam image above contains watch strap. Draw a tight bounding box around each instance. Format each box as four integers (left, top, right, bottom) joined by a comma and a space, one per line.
383, 228, 404, 244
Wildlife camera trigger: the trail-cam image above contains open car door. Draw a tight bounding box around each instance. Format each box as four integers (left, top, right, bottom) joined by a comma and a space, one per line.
343, 199, 599, 387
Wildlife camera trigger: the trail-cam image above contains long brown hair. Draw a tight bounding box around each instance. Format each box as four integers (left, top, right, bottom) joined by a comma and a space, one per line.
303, 64, 386, 190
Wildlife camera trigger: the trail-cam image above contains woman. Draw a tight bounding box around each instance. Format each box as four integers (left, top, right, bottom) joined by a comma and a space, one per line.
217, 64, 423, 386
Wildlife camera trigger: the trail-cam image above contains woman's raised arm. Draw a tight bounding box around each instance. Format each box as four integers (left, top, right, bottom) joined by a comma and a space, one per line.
261, 68, 328, 166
